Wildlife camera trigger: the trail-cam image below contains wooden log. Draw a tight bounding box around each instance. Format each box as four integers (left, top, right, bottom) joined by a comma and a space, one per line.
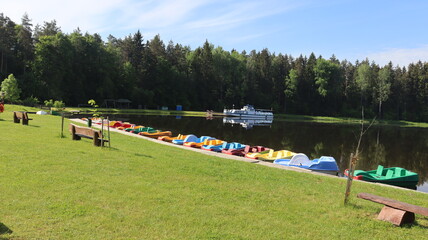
357, 193, 428, 217
377, 206, 415, 226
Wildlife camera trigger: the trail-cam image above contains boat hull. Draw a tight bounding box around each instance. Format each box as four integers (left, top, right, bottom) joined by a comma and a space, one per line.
274, 155, 339, 172
344, 165, 418, 189
223, 113, 273, 119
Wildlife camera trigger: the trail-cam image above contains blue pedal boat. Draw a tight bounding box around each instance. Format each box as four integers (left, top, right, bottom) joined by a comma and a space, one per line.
175, 135, 215, 145
202, 142, 246, 152
172, 134, 197, 145
274, 154, 339, 172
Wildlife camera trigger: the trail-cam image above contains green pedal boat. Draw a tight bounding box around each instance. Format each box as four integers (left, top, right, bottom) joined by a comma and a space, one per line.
344, 165, 419, 189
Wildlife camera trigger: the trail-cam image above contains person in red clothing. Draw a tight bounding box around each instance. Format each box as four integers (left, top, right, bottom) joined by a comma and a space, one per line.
0, 91, 4, 113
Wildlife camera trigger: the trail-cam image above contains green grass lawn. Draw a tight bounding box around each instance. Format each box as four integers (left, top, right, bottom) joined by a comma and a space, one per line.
1, 105, 427, 239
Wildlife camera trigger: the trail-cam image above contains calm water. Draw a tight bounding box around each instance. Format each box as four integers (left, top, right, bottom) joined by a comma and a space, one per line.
106, 114, 428, 193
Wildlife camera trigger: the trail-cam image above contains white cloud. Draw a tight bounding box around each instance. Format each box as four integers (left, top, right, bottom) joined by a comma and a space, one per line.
0, 0, 298, 38
1, 0, 125, 33
365, 46, 428, 67
184, 2, 292, 31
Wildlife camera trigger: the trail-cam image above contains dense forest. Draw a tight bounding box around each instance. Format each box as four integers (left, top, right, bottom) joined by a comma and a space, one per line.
1, 13, 427, 122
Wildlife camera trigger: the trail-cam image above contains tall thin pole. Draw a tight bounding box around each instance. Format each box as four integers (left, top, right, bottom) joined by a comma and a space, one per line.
61, 113, 65, 138
101, 116, 104, 148
107, 116, 111, 148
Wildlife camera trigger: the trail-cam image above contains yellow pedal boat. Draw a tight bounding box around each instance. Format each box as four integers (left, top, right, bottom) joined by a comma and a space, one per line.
117, 125, 143, 130
184, 139, 224, 148
158, 134, 188, 142
245, 149, 271, 159
139, 131, 172, 138
257, 149, 297, 161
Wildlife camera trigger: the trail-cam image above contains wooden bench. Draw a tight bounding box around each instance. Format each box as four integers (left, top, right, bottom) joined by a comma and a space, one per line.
69, 123, 109, 147
358, 192, 428, 226
13, 111, 33, 125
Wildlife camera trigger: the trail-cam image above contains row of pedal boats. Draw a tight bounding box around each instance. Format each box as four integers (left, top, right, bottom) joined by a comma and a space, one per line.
89, 119, 340, 173
89, 119, 419, 188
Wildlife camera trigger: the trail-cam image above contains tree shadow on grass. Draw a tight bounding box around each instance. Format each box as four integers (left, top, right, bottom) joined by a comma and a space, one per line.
98, 147, 153, 159
0, 222, 13, 235
134, 153, 153, 158
25, 125, 40, 128
344, 202, 364, 210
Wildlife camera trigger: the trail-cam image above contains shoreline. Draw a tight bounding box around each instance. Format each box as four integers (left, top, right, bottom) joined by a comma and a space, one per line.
62, 107, 428, 128
71, 118, 426, 194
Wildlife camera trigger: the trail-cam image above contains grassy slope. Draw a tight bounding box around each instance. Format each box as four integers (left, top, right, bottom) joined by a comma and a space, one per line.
1, 105, 427, 239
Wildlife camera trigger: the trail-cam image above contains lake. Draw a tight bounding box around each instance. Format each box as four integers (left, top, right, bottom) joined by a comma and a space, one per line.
103, 114, 428, 193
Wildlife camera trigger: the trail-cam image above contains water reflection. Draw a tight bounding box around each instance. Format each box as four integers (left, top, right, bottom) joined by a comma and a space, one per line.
104, 114, 428, 192
223, 117, 273, 129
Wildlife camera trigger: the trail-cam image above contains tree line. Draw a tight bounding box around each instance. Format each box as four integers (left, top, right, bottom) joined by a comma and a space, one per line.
1, 13, 427, 122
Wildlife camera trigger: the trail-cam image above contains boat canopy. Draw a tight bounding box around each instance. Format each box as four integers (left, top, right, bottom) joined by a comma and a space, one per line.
289, 154, 312, 167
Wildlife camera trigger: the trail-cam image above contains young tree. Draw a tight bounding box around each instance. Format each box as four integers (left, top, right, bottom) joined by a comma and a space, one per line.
1, 73, 21, 102
284, 69, 298, 113
376, 67, 392, 117
355, 62, 373, 109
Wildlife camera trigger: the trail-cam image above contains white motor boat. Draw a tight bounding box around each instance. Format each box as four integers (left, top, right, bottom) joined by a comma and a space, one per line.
223, 105, 273, 119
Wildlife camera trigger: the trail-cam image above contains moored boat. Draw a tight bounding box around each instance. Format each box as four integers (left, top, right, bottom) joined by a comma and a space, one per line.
225, 145, 269, 156
245, 147, 272, 159
184, 139, 222, 148
172, 135, 197, 145
274, 154, 339, 172
176, 136, 215, 146
223, 105, 273, 119
344, 165, 419, 189
200, 140, 232, 151
123, 125, 144, 131
126, 127, 156, 134
205, 142, 246, 152
256, 149, 296, 161
139, 131, 172, 138
158, 134, 188, 142
116, 123, 135, 130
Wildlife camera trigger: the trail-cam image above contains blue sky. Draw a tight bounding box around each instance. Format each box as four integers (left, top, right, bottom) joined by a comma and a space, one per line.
2, 0, 428, 66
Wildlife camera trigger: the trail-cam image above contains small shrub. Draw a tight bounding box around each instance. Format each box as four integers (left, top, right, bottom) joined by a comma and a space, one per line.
22, 96, 40, 107
53, 100, 65, 109
88, 99, 99, 117
44, 99, 54, 108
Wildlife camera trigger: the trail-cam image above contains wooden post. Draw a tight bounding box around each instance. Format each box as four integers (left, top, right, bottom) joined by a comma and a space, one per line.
93, 130, 99, 146
61, 114, 65, 138
107, 116, 111, 148
101, 116, 104, 148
